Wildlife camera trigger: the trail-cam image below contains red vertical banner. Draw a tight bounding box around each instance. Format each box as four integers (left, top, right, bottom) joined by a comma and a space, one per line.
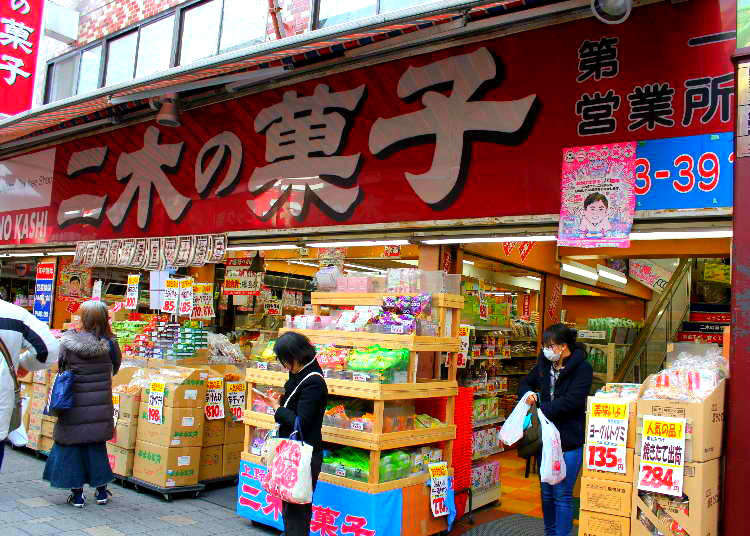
522, 294, 531, 320
544, 274, 563, 327
0, 0, 45, 116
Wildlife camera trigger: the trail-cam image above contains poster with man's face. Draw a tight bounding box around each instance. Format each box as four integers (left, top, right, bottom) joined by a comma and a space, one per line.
59, 264, 92, 299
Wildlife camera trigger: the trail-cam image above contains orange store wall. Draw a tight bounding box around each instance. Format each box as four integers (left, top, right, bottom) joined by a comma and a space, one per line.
562, 296, 645, 326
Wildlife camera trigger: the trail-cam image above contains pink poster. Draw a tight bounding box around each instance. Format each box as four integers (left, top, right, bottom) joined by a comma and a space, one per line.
558, 142, 637, 248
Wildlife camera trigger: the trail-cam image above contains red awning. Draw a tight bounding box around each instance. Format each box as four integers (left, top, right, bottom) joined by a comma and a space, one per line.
0, 0, 573, 147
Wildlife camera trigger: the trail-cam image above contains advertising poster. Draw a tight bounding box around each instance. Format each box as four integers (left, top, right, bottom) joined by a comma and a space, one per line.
161, 279, 179, 314
629, 259, 673, 292
33, 262, 55, 324
58, 261, 92, 302
558, 142, 637, 248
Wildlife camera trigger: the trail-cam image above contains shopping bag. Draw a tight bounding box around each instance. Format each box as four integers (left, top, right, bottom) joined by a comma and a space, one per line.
499, 391, 535, 445
44, 368, 75, 415
260, 427, 281, 467
262, 418, 314, 504
538, 408, 566, 485
7, 396, 29, 447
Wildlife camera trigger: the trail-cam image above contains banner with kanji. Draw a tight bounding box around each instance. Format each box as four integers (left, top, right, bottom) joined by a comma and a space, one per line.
237, 460, 402, 536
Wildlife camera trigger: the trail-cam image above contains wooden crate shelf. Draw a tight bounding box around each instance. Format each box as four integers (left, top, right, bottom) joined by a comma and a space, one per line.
246, 369, 458, 400
277, 328, 460, 352
311, 292, 464, 309
244, 411, 456, 450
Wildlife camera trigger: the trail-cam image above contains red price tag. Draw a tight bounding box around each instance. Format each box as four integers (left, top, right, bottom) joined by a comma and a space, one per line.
432, 497, 448, 516
231, 406, 243, 420
125, 297, 136, 308
639, 464, 675, 490
148, 407, 161, 422
587, 445, 618, 469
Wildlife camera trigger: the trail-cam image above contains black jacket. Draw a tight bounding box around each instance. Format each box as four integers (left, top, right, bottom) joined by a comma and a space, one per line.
518, 345, 592, 452
54, 330, 122, 445
275, 359, 328, 454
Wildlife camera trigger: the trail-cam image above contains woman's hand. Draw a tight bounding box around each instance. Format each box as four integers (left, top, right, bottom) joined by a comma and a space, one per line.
269, 398, 280, 411
525, 393, 538, 405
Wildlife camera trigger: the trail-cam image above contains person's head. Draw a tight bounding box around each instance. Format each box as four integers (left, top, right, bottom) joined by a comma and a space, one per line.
78, 300, 113, 338
69, 276, 81, 295
542, 323, 578, 362
274, 331, 316, 373
583, 192, 609, 224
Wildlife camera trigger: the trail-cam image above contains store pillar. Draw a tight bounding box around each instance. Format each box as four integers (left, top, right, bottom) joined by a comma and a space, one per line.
725, 53, 750, 536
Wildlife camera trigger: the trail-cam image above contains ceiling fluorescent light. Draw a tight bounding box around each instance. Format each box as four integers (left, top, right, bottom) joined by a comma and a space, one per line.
526, 276, 542, 281
307, 240, 409, 248
288, 260, 318, 267
8, 252, 44, 257
462, 260, 475, 265
597, 264, 628, 287
344, 263, 383, 273
227, 244, 299, 251
560, 261, 599, 284
48, 251, 76, 256
422, 235, 557, 245
630, 229, 732, 240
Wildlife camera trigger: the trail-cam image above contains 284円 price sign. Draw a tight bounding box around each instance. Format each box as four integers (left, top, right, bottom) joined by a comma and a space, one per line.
638, 415, 686, 496
586, 401, 630, 474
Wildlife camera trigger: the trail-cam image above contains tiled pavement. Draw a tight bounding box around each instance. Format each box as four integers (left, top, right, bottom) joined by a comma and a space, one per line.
0, 446, 276, 536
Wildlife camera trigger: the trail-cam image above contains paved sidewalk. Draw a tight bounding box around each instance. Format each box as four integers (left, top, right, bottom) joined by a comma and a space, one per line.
0, 446, 275, 536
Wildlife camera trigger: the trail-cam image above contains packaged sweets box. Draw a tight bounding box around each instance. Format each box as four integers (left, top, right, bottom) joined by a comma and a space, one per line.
579, 510, 630, 536
580, 477, 632, 517
137, 403, 204, 448
107, 444, 134, 477
132, 441, 201, 488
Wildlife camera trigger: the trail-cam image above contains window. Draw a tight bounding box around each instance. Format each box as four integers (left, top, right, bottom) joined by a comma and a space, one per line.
46, 55, 77, 102
316, 0, 376, 28
136, 16, 175, 78
179, 0, 222, 65
77, 46, 102, 95
220, 0, 268, 53
105, 32, 138, 86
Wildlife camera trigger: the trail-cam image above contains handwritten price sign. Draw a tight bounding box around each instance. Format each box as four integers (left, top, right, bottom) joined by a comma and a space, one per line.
178, 278, 194, 317
428, 462, 449, 518
162, 279, 179, 314
226, 382, 246, 421
586, 401, 629, 474
638, 415, 686, 496
125, 274, 140, 310
112, 394, 120, 426
204, 378, 225, 420
147, 382, 165, 425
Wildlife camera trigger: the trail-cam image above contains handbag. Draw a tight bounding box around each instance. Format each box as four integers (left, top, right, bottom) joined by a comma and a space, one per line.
262, 417, 315, 504
517, 402, 542, 459
44, 356, 75, 415
0, 336, 22, 433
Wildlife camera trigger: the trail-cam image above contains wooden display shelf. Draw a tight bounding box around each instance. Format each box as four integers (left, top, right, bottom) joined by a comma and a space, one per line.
311, 292, 464, 309
244, 411, 456, 450
277, 328, 460, 352
246, 369, 458, 400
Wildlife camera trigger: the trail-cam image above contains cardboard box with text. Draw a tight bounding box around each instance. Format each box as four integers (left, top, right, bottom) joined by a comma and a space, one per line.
107, 443, 135, 477
579, 510, 630, 536
222, 442, 243, 477
137, 403, 204, 448
109, 419, 139, 450
199, 445, 223, 482
580, 477, 632, 517
132, 440, 200, 488
203, 418, 225, 447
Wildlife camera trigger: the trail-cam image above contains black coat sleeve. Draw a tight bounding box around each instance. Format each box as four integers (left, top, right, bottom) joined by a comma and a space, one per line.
275, 380, 325, 442
109, 338, 122, 376
519, 362, 540, 397
539, 360, 593, 419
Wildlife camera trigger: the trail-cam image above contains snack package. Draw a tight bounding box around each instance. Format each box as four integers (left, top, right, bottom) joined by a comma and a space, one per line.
382, 294, 432, 316
641, 348, 728, 401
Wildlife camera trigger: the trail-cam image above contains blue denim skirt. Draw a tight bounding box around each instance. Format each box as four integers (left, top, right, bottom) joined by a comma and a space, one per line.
43, 442, 114, 489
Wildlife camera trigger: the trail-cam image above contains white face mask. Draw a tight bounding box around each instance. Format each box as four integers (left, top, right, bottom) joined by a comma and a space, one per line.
543, 347, 561, 362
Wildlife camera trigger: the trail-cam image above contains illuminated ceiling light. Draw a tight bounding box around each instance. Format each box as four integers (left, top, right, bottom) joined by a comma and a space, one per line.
560, 261, 599, 285
526, 276, 542, 281
343, 263, 383, 273
597, 264, 628, 288
422, 235, 557, 245
629, 229, 732, 241
288, 260, 318, 267
48, 251, 76, 256
5, 252, 45, 257
227, 244, 299, 251
306, 240, 410, 248
462, 260, 475, 265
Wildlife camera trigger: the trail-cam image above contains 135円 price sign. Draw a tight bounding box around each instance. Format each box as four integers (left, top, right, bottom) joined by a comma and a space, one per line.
586, 401, 630, 474
638, 415, 687, 496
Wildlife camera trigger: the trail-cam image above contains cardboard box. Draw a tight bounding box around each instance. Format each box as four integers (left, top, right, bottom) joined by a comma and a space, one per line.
580, 477, 632, 517
142, 367, 207, 408
225, 418, 245, 445
222, 442, 243, 477
116, 393, 141, 421
636, 379, 725, 462
32, 369, 48, 384
199, 445, 223, 482
27, 430, 41, 451
631, 457, 720, 536
579, 510, 630, 536
132, 440, 200, 488
45, 364, 58, 386
587, 396, 637, 449
18, 368, 32, 383
107, 444, 135, 477
39, 435, 54, 452
28, 411, 43, 435
41, 419, 55, 438
582, 447, 635, 484
203, 417, 225, 447
137, 403, 204, 447
110, 419, 139, 449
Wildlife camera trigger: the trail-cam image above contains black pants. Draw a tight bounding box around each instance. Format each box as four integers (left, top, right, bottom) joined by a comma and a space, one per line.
282, 453, 322, 536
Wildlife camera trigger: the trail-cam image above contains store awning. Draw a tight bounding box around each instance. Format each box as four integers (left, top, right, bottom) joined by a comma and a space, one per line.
0, 0, 577, 147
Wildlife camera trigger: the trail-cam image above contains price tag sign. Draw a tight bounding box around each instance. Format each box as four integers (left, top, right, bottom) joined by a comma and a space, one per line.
351, 421, 365, 431
147, 382, 165, 424
112, 394, 120, 426
352, 372, 368, 382
638, 415, 686, 496
204, 378, 225, 420
125, 274, 140, 310
428, 462, 449, 518
390, 325, 405, 334
264, 299, 281, 316
192, 283, 215, 319
162, 279, 179, 314
178, 278, 194, 317
92, 280, 103, 301
457, 324, 470, 369
586, 401, 630, 474
226, 381, 246, 421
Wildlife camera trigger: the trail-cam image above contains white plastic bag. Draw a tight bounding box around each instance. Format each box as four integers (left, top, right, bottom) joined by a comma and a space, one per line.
8, 396, 29, 447
499, 391, 534, 445
538, 408, 566, 485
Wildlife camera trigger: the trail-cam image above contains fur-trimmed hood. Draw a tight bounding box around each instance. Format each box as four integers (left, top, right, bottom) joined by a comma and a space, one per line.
61, 330, 110, 359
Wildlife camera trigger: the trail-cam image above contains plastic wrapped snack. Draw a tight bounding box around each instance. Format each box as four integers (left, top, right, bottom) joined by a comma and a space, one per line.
642, 348, 728, 401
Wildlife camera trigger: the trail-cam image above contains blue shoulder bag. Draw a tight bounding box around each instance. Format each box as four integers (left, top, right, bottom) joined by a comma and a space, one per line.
44, 355, 75, 415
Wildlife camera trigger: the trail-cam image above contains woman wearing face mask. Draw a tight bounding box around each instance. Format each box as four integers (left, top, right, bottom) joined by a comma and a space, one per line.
262, 331, 328, 536
518, 323, 592, 536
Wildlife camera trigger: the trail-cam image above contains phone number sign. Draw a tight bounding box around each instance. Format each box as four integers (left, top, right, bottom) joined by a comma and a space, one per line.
586, 401, 629, 474
638, 415, 686, 497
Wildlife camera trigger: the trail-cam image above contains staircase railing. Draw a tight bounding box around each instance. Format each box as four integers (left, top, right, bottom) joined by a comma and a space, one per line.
613, 259, 692, 383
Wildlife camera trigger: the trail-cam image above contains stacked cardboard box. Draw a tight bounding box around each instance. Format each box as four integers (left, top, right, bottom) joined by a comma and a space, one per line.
131, 367, 206, 488
631, 380, 725, 536
579, 393, 638, 536
28, 380, 49, 451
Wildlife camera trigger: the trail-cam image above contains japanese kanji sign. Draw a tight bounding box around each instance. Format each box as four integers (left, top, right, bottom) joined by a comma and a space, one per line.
558, 142, 637, 248
178, 278, 194, 317
125, 274, 139, 310
0, 0, 43, 116
428, 462, 449, 518
0, 1, 736, 246
223, 267, 263, 296
161, 279, 179, 314
204, 378, 225, 420
32, 261, 55, 324
147, 381, 165, 425
586, 401, 630, 474
226, 381, 246, 421
192, 282, 215, 319
638, 415, 687, 496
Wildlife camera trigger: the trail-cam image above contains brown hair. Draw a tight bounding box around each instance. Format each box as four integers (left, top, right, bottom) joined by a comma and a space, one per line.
79, 300, 113, 338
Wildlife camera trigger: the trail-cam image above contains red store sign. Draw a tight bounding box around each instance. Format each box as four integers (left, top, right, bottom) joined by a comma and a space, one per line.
0, 0, 44, 116
0, 0, 735, 245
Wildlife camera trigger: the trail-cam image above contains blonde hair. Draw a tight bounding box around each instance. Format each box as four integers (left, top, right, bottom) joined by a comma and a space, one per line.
78, 300, 113, 338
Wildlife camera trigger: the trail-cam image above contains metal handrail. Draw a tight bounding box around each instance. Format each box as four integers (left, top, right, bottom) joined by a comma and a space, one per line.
613, 259, 692, 382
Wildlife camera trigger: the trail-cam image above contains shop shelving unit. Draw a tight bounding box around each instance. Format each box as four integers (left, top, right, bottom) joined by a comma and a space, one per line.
584, 342, 631, 383
242, 292, 462, 530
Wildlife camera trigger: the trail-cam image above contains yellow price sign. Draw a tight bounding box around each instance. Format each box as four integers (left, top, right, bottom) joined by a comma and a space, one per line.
590, 402, 628, 420
643, 418, 685, 440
